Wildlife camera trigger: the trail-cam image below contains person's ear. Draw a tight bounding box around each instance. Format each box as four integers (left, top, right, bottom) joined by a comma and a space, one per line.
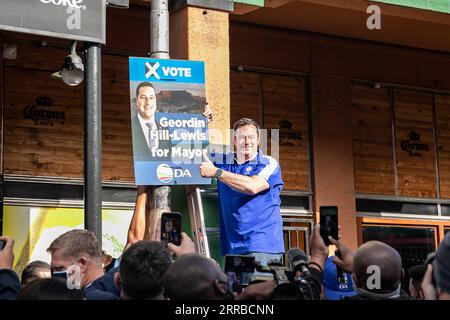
78, 256, 89, 273
408, 278, 417, 298
400, 268, 405, 282
352, 273, 362, 289
214, 279, 227, 297
113, 272, 122, 291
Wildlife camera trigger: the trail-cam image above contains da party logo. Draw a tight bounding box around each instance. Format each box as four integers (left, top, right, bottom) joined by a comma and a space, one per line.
156, 164, 193, 183
156, 164, 174, 183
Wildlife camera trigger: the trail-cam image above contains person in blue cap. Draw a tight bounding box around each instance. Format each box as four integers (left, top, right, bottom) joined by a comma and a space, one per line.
322, 255, 356, 300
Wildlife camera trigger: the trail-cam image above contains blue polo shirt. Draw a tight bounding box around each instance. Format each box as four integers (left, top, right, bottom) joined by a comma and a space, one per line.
213, 150, 284, 255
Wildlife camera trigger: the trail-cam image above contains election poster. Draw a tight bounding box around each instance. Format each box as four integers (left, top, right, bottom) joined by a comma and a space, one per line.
129, 57, 212, 185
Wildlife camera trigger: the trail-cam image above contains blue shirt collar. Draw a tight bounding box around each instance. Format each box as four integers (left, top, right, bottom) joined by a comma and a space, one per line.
234, 149, 263, 165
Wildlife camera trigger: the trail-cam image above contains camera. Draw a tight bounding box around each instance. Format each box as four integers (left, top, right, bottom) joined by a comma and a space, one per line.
224, 249, 321, 299
266, 249, 321, 300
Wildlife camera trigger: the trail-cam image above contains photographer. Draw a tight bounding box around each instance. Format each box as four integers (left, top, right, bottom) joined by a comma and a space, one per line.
237, 224, 328, 300
271, 224, 328, 300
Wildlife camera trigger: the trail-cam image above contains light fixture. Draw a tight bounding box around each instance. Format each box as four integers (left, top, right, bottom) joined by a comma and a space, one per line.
3, 44, 17, 60
372, 82, 381, 89
51, 41, 84, 86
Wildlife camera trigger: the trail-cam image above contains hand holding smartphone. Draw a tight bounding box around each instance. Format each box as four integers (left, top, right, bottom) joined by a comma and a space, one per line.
319, 206, 338, 246
224, 255, 256, 293
161, 212, 182, 246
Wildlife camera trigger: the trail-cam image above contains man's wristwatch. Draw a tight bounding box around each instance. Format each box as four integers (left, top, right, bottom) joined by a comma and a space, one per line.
214, 168, 223, 179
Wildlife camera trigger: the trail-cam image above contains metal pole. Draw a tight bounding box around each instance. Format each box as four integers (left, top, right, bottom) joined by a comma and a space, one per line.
151, 0, 170, 59
84, 42, 102, 246
146, 0, 171, 240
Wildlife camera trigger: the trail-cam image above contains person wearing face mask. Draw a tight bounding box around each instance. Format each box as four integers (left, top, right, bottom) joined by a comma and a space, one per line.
47, 229, 118, 300
199, 118, 284, 267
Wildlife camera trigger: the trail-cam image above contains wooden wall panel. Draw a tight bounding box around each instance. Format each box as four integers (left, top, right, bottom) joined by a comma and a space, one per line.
230, 70, 260, 126
394, 89, 436, 198
263, 75, 309, 191
351, 85, 395, 195
101, 54, 134, 181
4, 50, 85, 178
230, 71, 310, 191
3, 42, 135, 182
435, 95, 450, 198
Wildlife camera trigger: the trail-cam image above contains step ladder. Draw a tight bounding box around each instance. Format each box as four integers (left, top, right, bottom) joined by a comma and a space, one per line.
186, 185, 211, 257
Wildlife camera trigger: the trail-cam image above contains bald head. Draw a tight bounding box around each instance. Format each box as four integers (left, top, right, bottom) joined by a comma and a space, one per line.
353, 241, 403, 293
164, 254, 229, 300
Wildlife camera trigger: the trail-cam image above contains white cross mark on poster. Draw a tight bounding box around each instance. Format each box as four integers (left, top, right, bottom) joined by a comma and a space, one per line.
145, 61, 160, 79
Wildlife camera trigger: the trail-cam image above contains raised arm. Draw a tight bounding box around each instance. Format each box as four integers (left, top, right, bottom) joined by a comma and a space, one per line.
199, 160, 269, 195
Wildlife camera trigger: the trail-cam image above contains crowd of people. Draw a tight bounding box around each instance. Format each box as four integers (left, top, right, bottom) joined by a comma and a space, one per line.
1, 115, 449, 301
1, 224, 449, 300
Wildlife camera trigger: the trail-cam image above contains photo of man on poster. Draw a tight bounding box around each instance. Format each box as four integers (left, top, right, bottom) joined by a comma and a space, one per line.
131, 81, 212, 162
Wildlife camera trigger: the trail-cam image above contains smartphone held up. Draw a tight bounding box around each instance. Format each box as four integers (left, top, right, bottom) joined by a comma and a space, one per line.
319, 206, 338, 246
161, 212, 182, 246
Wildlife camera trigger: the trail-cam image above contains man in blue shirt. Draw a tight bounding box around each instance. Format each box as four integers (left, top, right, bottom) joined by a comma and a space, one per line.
200, 118, 284, 266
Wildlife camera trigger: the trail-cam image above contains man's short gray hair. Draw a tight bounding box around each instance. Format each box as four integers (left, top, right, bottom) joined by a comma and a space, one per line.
47, 229, 101, 261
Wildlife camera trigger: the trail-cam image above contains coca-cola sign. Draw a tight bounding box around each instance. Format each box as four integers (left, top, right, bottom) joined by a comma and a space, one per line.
39, 0, 86, 9
0, 0, 105, 43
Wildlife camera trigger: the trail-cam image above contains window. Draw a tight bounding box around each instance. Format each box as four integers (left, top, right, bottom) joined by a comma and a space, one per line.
362, 225, 436, 270
358, 217, 450, 275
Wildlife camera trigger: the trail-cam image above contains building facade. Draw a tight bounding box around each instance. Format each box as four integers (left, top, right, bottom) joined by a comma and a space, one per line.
1, 0, 450, 271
